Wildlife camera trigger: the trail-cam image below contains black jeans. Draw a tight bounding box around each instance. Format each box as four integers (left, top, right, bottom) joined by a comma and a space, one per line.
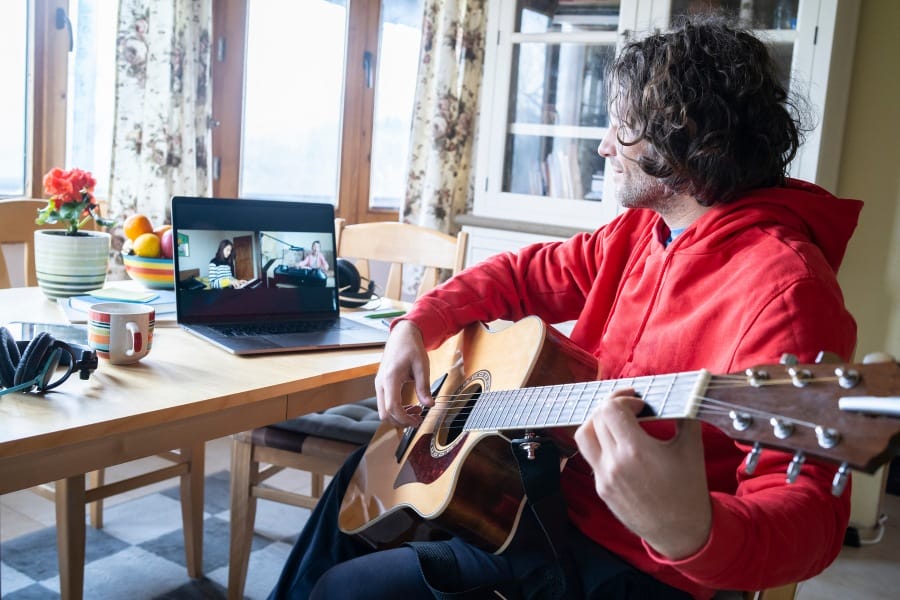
268, 446, 692, 600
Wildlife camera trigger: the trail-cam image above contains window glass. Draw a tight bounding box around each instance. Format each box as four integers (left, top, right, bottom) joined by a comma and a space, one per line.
0, 1, 28, 197
240, 0, 348, 204
66, 0, 118, 199
368, 0, 424, 211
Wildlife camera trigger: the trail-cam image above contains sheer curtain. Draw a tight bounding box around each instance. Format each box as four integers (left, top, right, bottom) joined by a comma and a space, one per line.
108, 0, 212, 275
402, 0, 487, 235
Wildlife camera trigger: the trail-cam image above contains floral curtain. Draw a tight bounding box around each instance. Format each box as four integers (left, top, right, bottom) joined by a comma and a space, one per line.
402, 0, 487, 235
107, 0, 212, 276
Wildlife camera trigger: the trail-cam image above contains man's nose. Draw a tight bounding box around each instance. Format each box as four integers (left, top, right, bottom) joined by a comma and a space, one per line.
598, 125, 617, 158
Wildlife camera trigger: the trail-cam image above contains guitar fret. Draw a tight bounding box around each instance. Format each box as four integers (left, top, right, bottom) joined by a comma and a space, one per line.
488, 389, 507, 430
465, 370, 708, 432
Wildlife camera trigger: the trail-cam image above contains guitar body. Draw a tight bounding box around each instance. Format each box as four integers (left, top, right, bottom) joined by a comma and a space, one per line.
338, 317, 599, 553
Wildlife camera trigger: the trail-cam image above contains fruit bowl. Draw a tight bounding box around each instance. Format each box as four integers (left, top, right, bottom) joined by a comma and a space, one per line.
123, 254, 175, 289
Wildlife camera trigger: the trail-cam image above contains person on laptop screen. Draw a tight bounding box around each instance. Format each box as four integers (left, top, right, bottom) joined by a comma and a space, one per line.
296, 240, 329, 272
208, 239, 249, 289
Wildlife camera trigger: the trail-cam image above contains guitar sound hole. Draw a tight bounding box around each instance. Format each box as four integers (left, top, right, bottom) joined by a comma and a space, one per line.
441, 383, 481, 446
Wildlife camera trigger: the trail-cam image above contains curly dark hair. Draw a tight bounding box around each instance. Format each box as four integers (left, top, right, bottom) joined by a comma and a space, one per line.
608, 14, 807, 205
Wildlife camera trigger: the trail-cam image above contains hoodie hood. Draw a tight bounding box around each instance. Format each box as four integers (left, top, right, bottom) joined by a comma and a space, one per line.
676, 179, 863, 272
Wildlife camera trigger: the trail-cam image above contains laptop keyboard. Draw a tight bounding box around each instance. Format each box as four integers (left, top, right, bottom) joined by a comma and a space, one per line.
217, 320, 338, 337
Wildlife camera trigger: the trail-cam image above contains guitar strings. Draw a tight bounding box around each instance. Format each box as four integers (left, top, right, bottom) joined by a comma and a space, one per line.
412, 374, 838, 436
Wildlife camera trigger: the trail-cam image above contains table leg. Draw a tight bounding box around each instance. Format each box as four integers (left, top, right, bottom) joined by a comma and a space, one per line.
179, 442, 206, 578
55, 475, 86, 600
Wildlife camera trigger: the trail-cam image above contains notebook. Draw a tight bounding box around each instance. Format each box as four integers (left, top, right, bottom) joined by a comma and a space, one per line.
171, 196, 389, 355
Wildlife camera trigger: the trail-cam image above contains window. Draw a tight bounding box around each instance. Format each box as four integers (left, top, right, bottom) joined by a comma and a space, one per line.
0, 2, 29, 197
213, 0, 424, 223
2, 1, 116, 200
10, 0, 423, 225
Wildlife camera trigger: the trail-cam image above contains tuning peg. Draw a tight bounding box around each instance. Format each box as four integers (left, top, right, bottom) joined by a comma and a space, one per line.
862, 352, 896, 364
745, 442, 762, 474
780, 353, 799, 366
729, 410, 753, 431
788, 367, 812, 387
815, 351, 843, 364
834, 367, 860, 389
786, 451, 805, 483
745, 368, 769, 388
770, 417, 795, 439
815, 425, 841, 449
831, 462, 851, 496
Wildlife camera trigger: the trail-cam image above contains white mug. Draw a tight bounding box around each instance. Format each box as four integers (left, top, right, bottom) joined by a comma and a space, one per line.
87, 302, 155, 365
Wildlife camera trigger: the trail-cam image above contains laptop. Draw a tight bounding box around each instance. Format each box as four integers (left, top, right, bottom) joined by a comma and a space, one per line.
171, 196, 389, 355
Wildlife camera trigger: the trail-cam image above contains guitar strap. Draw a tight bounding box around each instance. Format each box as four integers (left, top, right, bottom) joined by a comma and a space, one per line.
511, 439, 583, 600
408, 439, 581, 600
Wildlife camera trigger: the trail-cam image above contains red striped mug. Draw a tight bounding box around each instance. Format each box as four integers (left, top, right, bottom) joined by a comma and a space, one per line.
87, 302, 155, 364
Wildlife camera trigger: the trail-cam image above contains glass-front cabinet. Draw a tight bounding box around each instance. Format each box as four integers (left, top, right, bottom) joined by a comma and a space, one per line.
475, 0, 626, 231
466, 0, 860, 259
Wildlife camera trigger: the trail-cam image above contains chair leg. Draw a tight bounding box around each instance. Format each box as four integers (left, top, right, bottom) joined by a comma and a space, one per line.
87, 469, 104, 528
311, 472, 325, 498
228, 436, 260, 600
55, 475, 86, 600
179, 443, 206, 579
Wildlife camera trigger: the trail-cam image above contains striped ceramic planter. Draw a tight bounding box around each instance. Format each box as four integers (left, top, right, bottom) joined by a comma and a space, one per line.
34, 229, 111, 299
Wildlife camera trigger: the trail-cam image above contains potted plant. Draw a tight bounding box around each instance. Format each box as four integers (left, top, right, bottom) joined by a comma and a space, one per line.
33, 168, 116, 299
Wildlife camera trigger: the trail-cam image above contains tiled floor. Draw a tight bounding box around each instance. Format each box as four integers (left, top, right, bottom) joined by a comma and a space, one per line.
2, 437, 898, 599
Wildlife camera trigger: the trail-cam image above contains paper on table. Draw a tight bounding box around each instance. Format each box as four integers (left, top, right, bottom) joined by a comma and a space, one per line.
88, 287, 159, 303
57, 293, 178, 327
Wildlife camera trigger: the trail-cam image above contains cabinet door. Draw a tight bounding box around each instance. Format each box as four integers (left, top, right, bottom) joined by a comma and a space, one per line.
473, 1, 636, 230
645, 0, 859, 192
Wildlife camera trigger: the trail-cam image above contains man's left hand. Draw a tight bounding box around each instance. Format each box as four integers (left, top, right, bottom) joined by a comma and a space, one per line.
574, 388, 712, 559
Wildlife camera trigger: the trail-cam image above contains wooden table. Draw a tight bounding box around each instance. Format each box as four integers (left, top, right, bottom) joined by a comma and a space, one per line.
0, 286, 383, 598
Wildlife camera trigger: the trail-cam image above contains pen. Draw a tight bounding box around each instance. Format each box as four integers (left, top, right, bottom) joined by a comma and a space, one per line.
364, 310, 406, 319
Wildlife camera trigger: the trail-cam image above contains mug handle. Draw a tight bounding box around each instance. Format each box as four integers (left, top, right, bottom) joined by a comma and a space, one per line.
126, 321, 143, 356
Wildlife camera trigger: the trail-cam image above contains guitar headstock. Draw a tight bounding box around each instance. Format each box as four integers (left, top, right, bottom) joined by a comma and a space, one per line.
701, 360, 900, 475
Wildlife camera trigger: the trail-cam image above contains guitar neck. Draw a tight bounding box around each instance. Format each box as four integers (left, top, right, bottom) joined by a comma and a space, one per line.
464, 370, 712, 432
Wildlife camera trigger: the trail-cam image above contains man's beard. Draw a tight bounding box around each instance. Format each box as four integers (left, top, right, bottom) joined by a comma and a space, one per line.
615, 167, 677, 213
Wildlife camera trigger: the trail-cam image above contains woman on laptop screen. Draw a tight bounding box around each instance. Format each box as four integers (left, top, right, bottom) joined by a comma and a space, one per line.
208, 239, 249, 289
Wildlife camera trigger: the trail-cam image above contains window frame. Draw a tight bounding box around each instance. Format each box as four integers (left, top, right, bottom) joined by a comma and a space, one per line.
23, 0, 402, 225
212, 0, 399, 224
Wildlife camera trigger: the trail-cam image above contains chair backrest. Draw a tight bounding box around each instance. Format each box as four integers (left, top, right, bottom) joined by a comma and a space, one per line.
0, 198, 63, 288
335, 218, 468, 301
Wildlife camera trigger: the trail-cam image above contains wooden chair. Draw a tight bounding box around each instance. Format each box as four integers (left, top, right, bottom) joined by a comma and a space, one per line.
227, 218, 468, 599
0, 197, 206, 595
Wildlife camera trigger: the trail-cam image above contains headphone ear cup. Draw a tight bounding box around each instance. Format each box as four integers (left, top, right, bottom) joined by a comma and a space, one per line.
337, 258, 375, 308
0, 327, 21, 388
336, 258, 361, 294
14, 332, 55, 388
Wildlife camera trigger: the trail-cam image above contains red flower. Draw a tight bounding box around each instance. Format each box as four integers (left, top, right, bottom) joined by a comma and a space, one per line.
44, 167, 96, 205
36, 167, 112, 235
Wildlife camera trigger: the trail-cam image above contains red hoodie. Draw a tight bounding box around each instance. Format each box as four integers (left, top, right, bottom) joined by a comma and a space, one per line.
403, 180, 862, 598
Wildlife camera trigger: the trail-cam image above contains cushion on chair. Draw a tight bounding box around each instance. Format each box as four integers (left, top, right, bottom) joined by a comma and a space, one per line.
264, 396, 380, 447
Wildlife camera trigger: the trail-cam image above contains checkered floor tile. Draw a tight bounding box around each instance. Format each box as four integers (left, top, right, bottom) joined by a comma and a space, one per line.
0, 472, 311, 599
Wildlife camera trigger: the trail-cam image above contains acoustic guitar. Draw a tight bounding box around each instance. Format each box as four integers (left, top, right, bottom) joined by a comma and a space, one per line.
338, 316, 900, 553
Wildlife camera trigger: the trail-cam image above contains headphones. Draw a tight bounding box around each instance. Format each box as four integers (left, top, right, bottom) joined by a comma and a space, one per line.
336, 258, 381, 309
0, 327, 98, 396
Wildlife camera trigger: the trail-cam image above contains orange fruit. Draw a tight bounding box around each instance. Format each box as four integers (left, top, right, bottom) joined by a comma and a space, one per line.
133, 232, 162, 257
124, 214, 154, 241
153, 224, 172, 236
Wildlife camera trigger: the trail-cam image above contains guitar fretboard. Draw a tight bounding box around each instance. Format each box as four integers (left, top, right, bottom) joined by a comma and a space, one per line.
464, 370, 711, 431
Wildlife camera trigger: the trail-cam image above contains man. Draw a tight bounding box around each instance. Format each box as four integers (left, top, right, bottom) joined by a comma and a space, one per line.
270, 15, 860, 599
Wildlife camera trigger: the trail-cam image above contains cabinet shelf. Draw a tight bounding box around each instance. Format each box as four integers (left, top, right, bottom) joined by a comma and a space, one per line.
508, 123, 606, 140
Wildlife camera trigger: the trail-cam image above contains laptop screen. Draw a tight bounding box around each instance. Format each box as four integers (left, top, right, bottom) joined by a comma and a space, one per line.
172, 197, 341, 325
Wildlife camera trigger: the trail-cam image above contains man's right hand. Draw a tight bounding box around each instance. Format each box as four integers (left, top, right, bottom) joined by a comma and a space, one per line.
374, 320, 433, 427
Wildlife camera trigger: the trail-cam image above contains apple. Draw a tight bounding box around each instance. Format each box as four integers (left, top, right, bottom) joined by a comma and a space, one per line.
160, 228, 175, 259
